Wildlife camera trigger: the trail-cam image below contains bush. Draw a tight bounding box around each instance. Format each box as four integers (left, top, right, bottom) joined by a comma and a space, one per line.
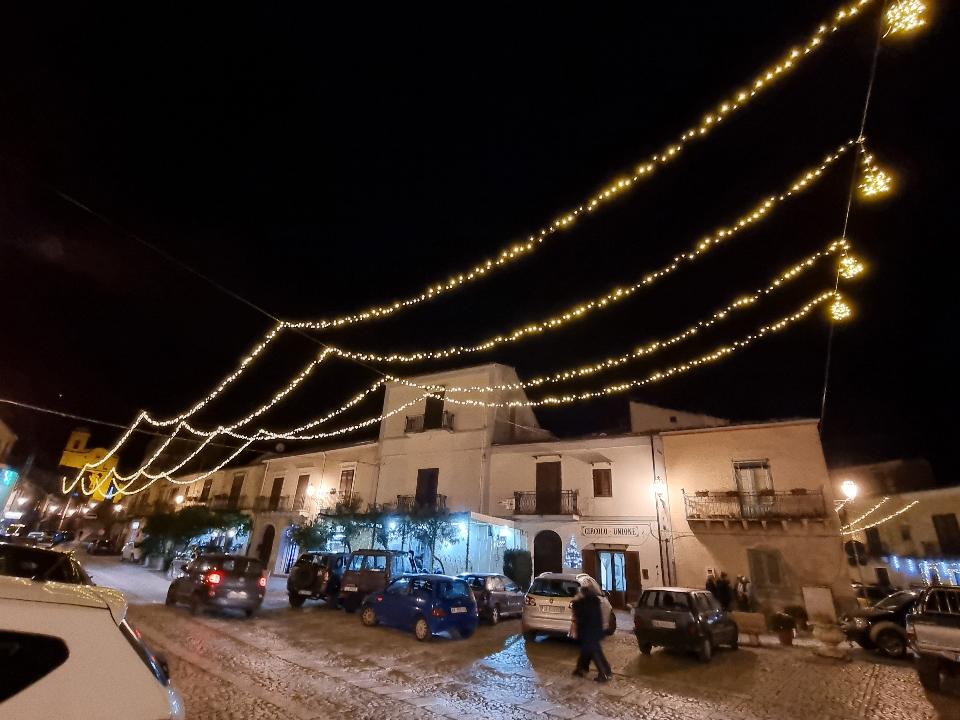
770, 611, 796, 632
504, 549, 532, 590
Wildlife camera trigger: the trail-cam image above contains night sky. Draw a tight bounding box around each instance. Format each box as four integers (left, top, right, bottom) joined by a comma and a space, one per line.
0, 3, 952, 482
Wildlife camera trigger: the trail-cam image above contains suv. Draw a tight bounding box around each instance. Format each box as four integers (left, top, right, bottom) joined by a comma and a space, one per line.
841, 589, 918, 659
634, 587, 738, 662
459, 572, 524, 624
339, 550, 416, 612
287, 552, 349, 607
522, 572, 616, 641
1, 575, 184, 718
906, 586, 960, 691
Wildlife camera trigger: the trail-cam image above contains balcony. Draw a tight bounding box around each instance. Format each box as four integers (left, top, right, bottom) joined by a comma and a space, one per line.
513, 490, 579, 515
396, 494, 447, 513
404, 411, 454, 433
254, 495, 292, 513
683, 489, 827, 527
207, 495, 251, 511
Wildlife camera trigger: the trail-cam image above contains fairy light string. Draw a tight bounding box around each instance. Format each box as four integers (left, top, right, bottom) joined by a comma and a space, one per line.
841, 496, 890, 530
842, 500, 920, 535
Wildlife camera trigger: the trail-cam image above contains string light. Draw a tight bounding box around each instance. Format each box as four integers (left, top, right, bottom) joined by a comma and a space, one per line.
859, 152, 893, 198
842, 501, 920, 535
830, 296, 853, 321
884, 0, 927, 37
838, 254, 865, 279
86, 0, 882, 447
319, 141, 863, 363
840, 496, 889, 530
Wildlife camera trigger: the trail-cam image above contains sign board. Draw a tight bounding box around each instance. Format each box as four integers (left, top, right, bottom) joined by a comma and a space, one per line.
577, 521, 653, 545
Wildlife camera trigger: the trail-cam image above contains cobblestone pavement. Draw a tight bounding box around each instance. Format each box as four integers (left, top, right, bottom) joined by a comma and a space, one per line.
88, 556, 960, 720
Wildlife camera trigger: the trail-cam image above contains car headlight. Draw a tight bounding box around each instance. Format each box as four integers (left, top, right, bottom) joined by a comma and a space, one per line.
854, 617, 869, 630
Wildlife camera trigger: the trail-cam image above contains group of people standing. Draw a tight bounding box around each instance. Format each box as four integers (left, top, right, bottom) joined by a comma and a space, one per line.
706, 571, 752, 611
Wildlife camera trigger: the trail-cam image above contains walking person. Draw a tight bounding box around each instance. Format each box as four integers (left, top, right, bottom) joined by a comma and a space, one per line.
715, 571, 733, 611
706, 572, 717, 596
735, 575, 752, 612
570, 584, 612, 682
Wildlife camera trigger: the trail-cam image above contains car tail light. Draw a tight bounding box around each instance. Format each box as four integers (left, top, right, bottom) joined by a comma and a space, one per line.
258, 576, 267, 588
206, 572, 223, 585
376, 594, 384, 602
524, 596, 536, 606
431, 607, 447, 617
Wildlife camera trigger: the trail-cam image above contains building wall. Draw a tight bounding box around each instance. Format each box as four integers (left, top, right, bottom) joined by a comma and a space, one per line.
830, 458, 936, 497
841, 486, 960, 588
661, 420, 854, 617
629, 401, 728, 434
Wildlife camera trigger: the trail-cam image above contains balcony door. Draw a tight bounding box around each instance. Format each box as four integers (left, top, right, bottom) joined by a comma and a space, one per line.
269, 477, 283, 511
415, 468, 439, 509
228, 473, 244, 509
734, 460, 773, 519
293, 474, 310, 512
423, 390, 445, 430
535, 461, 562, 515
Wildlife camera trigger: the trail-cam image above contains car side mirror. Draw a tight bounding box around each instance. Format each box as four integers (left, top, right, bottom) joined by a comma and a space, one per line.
156, 652, 171, 679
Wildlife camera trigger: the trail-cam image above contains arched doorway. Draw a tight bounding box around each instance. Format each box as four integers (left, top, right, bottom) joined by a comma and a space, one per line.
533, 530, 562, 575
258, 524, 276, 567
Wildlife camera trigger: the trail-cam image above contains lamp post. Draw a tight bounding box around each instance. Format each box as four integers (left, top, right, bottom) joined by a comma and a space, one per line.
839, 480, 864, 583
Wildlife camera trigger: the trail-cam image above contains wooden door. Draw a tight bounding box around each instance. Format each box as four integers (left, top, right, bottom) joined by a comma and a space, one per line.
533, 531, 563, 574
415, 468, 439, 508
269, 477, 283, 511
535, 462, 561, 514
626, 551, 642, 606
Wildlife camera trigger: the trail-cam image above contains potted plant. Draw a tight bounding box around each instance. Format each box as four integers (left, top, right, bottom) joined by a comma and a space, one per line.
694, 490, 710, 497
789, 488, 808, 495
771, 612, 796, 646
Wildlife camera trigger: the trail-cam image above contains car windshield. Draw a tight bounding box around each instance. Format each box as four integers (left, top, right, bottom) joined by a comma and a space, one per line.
529, 578, 580, 597
439, 580, 472, 599
874, 590, 916, 610
0, 545, 82, 583
349, 554, 386, 571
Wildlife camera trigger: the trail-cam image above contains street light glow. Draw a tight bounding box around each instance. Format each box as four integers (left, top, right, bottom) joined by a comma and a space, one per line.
841, 480, 859, 500
174, 494, 185, 505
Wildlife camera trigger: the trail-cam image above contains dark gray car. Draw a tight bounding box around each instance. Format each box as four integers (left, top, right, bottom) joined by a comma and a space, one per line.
458, 573, 524, 624
634, 587, 739, 662
287, 551, 349, 607
165, 554, 266, 617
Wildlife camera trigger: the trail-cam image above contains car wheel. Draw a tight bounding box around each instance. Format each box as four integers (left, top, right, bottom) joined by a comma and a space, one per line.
189, 596, 203, 616
459, 625, 476, 639
165, 586, 177, 606
245, 608, 256, 618
490, 606, 500, 625
639, 643, 653, 655
361, 606, 378, 627
289, 593, 306, 608
918, 656, 943, 692
414, 617, 432, 642
604, 612, 617, 636
697, 637, 713, 663
875, 629, 906, 659
343, 598, 359, 614
523, 630, 537, 642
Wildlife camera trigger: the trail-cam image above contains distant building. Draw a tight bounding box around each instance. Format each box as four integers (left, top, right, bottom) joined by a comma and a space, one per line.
830, 458, 936, 497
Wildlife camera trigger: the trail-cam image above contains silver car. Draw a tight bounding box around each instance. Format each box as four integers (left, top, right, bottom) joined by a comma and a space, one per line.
522, 572, 616, 640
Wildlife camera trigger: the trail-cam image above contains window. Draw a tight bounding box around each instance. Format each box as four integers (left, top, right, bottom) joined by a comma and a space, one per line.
386, 578, 410, 595
0, 631, 70, 701
875, 567, 891, 586
926, 590, 960, 615
423, 389, 445, 430
641, 568, 650, 581
734, 460, 773, 491
199, 477, 213, 502
528, 578, 580, 597
864, 527, 884, 556
350, 554, 386, 571
504, 580, 520, 593
748, 548, 785, 587
411, 577, 435, 594
641, 590, 658, 608
598, 550, 626, 592
592, 468, 612, 498
440, 580, 471, 599
415, 468, 440, 507
0, 546, 85, 584
900, 525, 912, 541
658, 591, 691, 610
339, 467, 355, 496
932, 514, 960, 555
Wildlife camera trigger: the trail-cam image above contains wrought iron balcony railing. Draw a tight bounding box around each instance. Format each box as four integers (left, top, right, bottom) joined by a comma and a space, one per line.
395, 494, 447, 513
254, 495, 292, 512
404, 411, 454, 433
513, 490, 579, 515
683, 489, 826, 521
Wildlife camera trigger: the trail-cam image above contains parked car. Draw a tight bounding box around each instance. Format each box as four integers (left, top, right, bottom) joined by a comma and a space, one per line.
339, 549, 416, 612
166, 543, 221, 578
26, 530, 56, 547
121, 539, 145, 563
361, 574, 479, 641
521, 572, 616, 641
165, 554, 266, 617
0, 542, 93, 584
852, 582, 898, 608
634, 587, 739, 662
458, 572, 524, 623
287, 551, 349, 607
88, 538, 120, 555
841, 589, 919, 659
0, 574, 184, 718
906, 585, 960, 691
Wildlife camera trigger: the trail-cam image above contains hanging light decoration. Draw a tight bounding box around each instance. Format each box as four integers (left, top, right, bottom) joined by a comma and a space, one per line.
884, 0, 928, 37
830, 296, 853, 321
859, 153, 893, 198
839, 254, 865, 279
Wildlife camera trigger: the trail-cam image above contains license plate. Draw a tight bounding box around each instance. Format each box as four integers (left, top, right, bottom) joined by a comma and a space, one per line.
652, 619, 676, 629
299, 590, 312, 596
343, 585, 358, 592
451, 606, 467, 614
227, 591, 247, 600
544, 605, 567, 614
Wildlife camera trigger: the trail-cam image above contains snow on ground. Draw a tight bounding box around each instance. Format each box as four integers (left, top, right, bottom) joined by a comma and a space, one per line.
84, 554, 960, 720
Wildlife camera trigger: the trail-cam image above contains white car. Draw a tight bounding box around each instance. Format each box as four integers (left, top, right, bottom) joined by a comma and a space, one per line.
522, 571, 617, 640
0, 575, 185, 719
121, 539, 144, 563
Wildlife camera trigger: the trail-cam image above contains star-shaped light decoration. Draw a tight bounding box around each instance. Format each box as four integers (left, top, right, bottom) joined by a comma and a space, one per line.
839, 255, 865, 280
859, 154, 893, 198
830, 296, 853, 322
884, 0, 928, 37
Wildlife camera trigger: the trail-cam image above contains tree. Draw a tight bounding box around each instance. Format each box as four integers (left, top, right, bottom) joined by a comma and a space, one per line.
290, 515, 332, 551
409, 509, 460, 573
565, 535, 582, 569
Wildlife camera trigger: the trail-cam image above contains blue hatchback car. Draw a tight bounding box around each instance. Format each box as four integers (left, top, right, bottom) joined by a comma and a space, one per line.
360, 574, 479, 641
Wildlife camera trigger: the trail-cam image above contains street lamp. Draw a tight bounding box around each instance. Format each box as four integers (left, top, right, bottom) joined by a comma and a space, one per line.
174, 494, 185, 505
840, 480, 859, 501
113, 504, 124, 513
305, 485, 316, 497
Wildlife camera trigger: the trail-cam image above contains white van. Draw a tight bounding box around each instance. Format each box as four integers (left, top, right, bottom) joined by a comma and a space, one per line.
0, 575, 184, 719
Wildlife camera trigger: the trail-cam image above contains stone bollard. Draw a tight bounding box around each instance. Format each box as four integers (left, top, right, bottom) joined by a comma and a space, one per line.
812, 623, 849, 660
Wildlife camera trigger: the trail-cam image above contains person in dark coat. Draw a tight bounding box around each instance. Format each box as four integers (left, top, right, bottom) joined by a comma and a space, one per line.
706, 573, 717, 595
714, 572, 733, 610
570, 584, 612, 682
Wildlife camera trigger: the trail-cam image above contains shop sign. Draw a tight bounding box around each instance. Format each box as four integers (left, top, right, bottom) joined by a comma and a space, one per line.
579, 524, 642, 538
